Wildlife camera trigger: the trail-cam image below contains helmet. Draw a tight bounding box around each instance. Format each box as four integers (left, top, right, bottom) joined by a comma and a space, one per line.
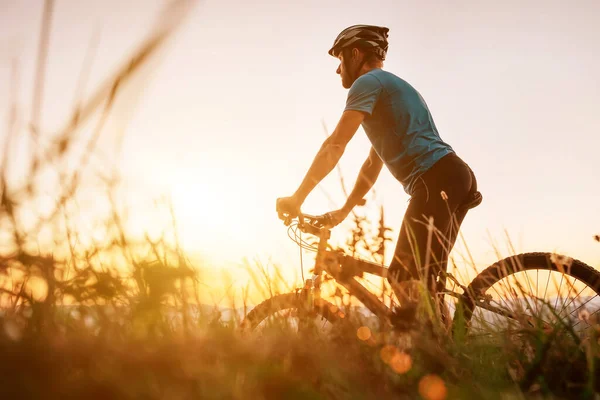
328, 25, 389, 60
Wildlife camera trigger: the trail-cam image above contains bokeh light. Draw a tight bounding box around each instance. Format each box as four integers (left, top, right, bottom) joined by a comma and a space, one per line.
418, 374, 447, 400
357, 326, 371, 341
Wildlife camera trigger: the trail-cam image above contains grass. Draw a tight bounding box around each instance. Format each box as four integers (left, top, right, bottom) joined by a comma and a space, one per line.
2, 192, 599, 400
1, 2, 600, 398
3, 280, 598, 399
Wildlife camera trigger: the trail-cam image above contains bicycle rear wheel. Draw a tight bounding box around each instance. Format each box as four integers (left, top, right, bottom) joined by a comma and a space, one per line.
452, 252, 600, 338
241, 292, 343, 334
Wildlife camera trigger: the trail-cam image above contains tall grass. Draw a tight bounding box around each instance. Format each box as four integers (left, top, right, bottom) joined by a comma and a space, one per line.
1, 2, 599, 399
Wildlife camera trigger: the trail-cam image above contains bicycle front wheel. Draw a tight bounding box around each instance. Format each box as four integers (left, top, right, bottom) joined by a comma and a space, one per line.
453, 252, 600, 337
241, 292, 343, 334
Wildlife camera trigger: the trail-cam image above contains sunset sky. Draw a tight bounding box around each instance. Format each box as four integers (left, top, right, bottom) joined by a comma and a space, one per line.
1, 0, 599, 301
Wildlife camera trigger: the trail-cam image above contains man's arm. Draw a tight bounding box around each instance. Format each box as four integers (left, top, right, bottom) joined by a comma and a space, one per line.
293, 110, 365, 203
341, 147, 383, 212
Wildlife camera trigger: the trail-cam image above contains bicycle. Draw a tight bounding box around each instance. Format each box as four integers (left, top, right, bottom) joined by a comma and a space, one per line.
242, 192, 600, 340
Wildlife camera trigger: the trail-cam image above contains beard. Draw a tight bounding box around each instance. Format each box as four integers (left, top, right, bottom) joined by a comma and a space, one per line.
341, 73, 353, 89
340, 55, 356, 88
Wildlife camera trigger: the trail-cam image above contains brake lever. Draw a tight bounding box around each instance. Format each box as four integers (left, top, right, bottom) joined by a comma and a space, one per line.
296, 212, 304, 229
303, 213, 331, 229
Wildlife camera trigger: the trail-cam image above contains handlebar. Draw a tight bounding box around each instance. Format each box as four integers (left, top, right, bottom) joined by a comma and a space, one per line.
278, 198, 367, 235
300, 213, 331, 225
282, 212, 331, 236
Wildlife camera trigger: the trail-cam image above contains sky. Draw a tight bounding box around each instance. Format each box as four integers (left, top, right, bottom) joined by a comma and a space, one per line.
1, 0, 599, 301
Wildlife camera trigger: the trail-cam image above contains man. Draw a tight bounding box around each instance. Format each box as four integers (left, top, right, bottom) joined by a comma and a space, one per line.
276, 25, 479, 312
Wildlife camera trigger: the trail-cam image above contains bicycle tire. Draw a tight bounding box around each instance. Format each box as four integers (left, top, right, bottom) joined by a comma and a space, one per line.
452, 252, 600, 335
241, 292, 342, 331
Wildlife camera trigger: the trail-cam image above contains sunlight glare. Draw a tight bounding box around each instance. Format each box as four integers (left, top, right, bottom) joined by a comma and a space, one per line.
167, 168, 258, 264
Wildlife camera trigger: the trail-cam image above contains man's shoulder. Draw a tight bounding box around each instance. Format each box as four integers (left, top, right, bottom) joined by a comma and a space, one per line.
354, 70, 383, 86
370, 69, 407, 85
349, 70, 386, 91
360, 69, 410, 91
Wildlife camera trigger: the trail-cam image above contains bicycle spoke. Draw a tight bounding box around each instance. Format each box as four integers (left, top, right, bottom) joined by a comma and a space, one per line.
471, 310, 508, 331
536, 269, 539, 308
489, 276, 517, 310
469, 295, 529, 332
574, 308, 600, 330
523, 268, 538, 316
480, 296, 549, 332
569, 294, 599, 320
520, 272, 542, 319
542, 270, 551, 305
469, 310, 507, 333
559, 283, 587, 319
557, 277, 578, 317
554, 274, 565, 310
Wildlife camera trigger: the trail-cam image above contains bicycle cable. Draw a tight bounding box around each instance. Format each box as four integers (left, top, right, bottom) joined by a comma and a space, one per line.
299, 227, 305, 283
287, 223, 318, 252
286, 222, 320, 284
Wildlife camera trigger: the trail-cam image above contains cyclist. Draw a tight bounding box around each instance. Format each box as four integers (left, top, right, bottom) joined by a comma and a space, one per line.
276, 25, 479, 313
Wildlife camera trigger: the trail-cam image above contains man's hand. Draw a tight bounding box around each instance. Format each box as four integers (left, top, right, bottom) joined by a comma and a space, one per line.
325, 207, 352, 227
276, 195, 302, 223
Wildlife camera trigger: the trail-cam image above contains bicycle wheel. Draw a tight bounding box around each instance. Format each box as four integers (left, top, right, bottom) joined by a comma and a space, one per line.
241, 292, 343, 333
452, 252, 600, 338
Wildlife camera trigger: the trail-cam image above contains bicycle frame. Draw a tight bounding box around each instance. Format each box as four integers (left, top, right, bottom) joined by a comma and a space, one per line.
306, 224, 395, 325
299, 217, 521, 327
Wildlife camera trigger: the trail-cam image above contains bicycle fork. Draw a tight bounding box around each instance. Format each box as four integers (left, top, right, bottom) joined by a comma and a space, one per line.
297, 227, 330, 315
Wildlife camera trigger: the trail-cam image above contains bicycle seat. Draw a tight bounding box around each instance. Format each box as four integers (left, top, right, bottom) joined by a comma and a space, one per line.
460, 191, 483, 211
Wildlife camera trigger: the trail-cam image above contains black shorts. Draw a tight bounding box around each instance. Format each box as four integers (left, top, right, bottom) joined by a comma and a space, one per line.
388, 152, 478, 285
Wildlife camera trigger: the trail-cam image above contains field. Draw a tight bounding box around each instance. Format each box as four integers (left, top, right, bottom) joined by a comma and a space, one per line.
1, 2, 600, 399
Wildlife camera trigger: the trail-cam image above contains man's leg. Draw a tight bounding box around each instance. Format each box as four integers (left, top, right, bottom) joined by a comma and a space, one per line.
389, 190, 462, 303
437, 167, 478, 282
388, 154, 475, 309
436, 206, 469, 327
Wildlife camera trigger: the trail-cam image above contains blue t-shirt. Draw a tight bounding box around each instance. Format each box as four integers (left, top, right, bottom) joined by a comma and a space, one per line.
344, 68, 453, 195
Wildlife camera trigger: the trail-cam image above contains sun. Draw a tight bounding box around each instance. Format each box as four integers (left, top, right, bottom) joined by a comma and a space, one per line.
166, 169, 257, 265
171, 179, 231, 233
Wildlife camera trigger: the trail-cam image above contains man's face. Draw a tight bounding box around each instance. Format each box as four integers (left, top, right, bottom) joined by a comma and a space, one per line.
336, 51, 356, 89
